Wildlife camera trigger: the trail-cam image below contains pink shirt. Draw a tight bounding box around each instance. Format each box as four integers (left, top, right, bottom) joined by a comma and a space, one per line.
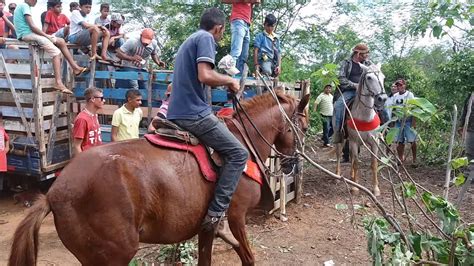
0, 127, 10, 172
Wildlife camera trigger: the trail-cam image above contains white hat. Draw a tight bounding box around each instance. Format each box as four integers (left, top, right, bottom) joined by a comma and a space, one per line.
218, 54, 240, 75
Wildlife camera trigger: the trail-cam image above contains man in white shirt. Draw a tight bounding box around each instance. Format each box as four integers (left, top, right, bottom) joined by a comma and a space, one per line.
391, 79, 417, 164
314, 84, 334, 147
68, 0, 110, 61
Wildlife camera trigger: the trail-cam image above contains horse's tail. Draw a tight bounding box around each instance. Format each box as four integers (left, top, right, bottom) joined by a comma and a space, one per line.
8, 194, 51, 266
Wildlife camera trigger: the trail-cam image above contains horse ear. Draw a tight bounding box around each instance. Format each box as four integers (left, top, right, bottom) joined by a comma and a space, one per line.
359, 63, 369, 71
298, 94, 310, 113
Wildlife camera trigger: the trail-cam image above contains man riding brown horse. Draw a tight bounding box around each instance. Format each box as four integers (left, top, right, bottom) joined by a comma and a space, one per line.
166, 7, 247, 246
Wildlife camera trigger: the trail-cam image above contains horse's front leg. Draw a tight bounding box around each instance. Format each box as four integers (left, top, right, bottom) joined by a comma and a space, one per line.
350, 140, 360, 195
371, 142, 381, 197
198, 230, 214, 266
228, 214, 254, 266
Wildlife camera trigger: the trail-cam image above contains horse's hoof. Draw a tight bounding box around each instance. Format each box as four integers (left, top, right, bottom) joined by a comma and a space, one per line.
351, 187, 360, 195
374, 187, 381, 197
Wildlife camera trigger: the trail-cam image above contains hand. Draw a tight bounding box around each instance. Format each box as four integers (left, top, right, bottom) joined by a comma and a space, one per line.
274, 66, 281, 76
228, 79, 240, 93
158, 61, 166, 68
131, 54, 143, 64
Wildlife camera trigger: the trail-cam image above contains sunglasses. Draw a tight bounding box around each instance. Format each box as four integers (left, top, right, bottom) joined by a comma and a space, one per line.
93, 96, 105, 101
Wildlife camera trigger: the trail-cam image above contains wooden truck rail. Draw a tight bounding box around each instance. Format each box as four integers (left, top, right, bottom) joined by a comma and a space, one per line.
0, 42, 309, 214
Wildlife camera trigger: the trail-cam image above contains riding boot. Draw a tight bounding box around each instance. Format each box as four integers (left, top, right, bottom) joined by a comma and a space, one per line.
202, 214, 240, 248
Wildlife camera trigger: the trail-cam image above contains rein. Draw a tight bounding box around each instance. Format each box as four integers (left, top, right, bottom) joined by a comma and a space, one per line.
356, 70, 386, 111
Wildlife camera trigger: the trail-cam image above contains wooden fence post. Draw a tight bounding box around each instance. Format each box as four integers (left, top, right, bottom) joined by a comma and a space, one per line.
295, 79, 310, 203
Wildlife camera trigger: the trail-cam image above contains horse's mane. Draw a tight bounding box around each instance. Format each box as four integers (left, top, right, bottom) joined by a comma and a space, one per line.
234, 89, 297, 118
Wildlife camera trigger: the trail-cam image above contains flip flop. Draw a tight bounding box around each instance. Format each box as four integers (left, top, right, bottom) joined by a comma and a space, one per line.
54, 85, 73, 94
75, 67, 89, 77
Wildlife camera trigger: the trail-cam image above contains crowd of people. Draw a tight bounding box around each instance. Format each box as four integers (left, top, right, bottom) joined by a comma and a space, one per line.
0, 0, 166, 93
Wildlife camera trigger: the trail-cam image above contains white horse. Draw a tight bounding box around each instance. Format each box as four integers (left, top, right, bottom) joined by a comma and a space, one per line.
335, 63, 387, 196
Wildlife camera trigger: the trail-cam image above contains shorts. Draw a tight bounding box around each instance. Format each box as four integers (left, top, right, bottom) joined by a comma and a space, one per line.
21, 33, 60, 57
54, 28, 66, 39
69, 29, 91, 46
396, 124, 417, 144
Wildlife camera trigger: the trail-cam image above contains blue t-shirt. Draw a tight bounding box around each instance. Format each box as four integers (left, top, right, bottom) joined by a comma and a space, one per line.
167, 30, 216, 120
254, 31, 280, 62
14, 3, 33, 39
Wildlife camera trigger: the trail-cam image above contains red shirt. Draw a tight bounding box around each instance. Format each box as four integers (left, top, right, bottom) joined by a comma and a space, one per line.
44, 10, 70, 35
73, 110, 102, 152
0, 127, 10, 172
230, 3, 252, 24
0, 11, 12, 36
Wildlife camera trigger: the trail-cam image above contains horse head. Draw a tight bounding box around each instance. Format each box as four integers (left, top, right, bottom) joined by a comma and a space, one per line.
359, 63, 387, 110
273, 90, 310, 173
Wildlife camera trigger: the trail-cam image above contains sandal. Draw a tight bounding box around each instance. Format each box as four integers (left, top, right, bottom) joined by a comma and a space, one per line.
74, 67, 89, 77
55, 84, 73, 94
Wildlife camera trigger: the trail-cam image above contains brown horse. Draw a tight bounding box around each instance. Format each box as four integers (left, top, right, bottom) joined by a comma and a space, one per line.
9, 90, 310, 266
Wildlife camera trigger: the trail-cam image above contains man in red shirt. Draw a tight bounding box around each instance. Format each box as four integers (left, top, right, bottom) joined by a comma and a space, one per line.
222, 0, 260, 74
72, 87, 104, 156
43, 0, 70, 39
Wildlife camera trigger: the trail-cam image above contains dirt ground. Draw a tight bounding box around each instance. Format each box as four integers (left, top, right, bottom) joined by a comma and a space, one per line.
0, 140, 472, 265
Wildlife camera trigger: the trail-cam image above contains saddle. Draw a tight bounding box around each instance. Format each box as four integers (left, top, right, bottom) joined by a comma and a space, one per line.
152, 118, 200, 145
146, 117, 263, 186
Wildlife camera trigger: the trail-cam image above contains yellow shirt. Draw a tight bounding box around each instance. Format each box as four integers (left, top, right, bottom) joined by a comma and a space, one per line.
111, 105, 143, 141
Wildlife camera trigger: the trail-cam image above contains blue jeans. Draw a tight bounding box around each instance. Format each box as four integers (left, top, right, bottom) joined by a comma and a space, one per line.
172, 114, 249, 216
321, 115, 333, 145
260, 61, 274, 76
230, 19, 250, 74
334, 90, 356, 131
115, 67, 147, 90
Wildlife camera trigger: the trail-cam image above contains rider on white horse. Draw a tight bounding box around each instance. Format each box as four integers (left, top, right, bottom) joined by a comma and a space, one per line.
333, 43, 372, 143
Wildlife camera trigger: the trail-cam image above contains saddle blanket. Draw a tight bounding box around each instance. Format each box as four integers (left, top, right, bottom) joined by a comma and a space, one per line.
144, 134, 262, 185
347, 113, 381, 131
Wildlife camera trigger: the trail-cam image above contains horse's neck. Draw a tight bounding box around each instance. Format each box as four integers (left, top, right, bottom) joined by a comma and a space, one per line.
237, 105, 284, 161
352, 93, 376, 121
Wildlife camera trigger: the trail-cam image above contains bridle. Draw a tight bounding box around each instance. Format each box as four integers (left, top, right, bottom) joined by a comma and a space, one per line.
230, 87, 305, 177
357, 69, 386, 110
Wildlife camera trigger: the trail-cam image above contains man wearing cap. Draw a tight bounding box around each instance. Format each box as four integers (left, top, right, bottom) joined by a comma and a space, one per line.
391, 79, 417, 164
333, 43, 372, 145
167, 8, 245, 247
115, 28, 165, 89
253, 13, 281, 77
105, 13, 125, 50
222, 0, 260, 74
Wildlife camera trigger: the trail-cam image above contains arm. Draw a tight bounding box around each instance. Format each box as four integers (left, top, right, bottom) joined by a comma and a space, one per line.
111, 126, 119, 142
4, 138, 9, 154
253, 47, 259, 74
338, 60, 357, 90
116, 48, 142, 62
221, 0, 260, 3
198, 62, 239, 93
25, 15, 50, 38
72, 138, 83, 156
42, 23, 49, 34
151, 53, 165, 68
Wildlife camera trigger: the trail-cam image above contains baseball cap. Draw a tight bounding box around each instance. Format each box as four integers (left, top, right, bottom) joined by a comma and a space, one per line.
111, 13, 124, 24
218, 54, 240, 75
141, 28, 154, 45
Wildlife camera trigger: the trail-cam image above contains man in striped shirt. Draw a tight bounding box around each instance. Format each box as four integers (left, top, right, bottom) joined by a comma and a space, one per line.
314, 85, 334, 147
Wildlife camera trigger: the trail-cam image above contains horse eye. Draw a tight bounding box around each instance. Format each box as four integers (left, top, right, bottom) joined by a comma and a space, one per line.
367, 76, 372, 80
